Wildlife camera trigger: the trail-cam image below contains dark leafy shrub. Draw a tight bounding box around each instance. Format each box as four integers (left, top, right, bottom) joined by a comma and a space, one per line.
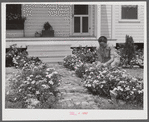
117, 44, 144, 68
75, 63, 86, 78
122, 35, 136, 65
6, 44, 28, 67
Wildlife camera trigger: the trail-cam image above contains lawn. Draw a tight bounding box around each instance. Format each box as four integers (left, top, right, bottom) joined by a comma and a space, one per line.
5, 64, 144, 109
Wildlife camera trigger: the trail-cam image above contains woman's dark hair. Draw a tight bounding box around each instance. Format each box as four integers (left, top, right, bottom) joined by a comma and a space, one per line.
98, 36, 107, 43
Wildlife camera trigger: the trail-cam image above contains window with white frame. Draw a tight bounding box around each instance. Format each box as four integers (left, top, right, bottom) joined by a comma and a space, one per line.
72, 5, 91, 35
121, 5, 138, 19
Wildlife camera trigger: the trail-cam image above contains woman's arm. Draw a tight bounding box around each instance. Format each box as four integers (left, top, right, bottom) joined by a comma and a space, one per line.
104, 55, 114, 66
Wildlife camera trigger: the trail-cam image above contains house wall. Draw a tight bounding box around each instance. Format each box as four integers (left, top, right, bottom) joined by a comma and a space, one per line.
22, 4, 72, 37
6, 4, 96, 38
6, 30, 24, 38
114, 5, 144, 43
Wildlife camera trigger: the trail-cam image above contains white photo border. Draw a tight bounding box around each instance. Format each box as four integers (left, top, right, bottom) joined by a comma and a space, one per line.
2, 1, 147, 120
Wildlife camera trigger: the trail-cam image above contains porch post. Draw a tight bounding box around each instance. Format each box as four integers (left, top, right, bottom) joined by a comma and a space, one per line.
95, 5, 101, 39
111, 5, 115, 39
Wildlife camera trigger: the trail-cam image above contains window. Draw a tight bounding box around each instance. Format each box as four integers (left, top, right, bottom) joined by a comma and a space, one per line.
121, 5, 138, 19
6, 4, 25, 30
73, 5, 90, 35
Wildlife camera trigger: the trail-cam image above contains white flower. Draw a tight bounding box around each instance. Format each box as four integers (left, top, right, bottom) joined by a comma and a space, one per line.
117, 86, 123, 91
138, 90, 143, 94
93, 80, 99, 84
90, 72, 94, 75
46, 68, 55, 71
6, 91, 9, 95
130, 91, 134, 95
28, 87, 32, 90
42, 84, 50, 89
31, 80, 36, 84
30, 75, 33, 77
19, 89, 22, 92
49, 80, 54, 85
45, 72, 49, 75
53, 71, 58, 74
46, 74, 53, 78
87, 84, 91, 87
102, 71, 107, 74
49, 92, 53, 95
113, 87, 117, 91
36, 91, 40, 94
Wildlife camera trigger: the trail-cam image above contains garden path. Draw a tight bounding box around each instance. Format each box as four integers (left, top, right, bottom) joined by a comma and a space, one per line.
47, 63, 100, 109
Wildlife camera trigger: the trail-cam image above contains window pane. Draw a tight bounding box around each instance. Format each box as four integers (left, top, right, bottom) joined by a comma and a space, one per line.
82, 17, 88, 33
74, 5, 88, 15
74, 17, 80, 33
122, 5, 138, 19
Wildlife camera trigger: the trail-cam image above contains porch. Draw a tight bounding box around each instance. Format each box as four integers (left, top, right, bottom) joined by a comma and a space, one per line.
6, 37, 117, 63
6, 37, 117, 48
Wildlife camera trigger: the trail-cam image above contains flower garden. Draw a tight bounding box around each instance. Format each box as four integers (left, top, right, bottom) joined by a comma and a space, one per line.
5, 37, 144, 109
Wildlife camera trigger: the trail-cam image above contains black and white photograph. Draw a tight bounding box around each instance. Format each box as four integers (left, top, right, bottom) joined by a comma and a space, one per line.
2, 1, 147, 120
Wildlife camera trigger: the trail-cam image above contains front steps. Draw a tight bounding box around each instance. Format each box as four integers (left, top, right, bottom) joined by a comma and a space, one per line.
27, 44, 72, 63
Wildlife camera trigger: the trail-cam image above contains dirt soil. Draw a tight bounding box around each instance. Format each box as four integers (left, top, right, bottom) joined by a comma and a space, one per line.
5, 63, 143, 109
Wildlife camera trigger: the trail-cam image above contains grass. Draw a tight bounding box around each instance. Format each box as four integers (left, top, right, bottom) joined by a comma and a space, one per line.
125, 67, 143, 79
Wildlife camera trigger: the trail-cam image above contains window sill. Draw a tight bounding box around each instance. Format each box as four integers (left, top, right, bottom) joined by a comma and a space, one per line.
118, 19, 140, 23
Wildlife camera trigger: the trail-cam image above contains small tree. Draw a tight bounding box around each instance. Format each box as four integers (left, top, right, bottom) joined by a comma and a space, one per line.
122, 35, 136, 66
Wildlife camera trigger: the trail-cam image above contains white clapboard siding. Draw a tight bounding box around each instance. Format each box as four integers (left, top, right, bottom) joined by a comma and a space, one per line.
27, 44, 72, 63
114, 5, 144, 43
6, 30, 24, 38
22, 4, 72, 37
40, 57, 65, 63
29, 51, 72, 57
27, 44, 72, 51
101, 5, 112, 39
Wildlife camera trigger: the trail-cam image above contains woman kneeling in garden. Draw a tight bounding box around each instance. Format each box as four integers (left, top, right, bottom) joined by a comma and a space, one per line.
97, 36, 120, 68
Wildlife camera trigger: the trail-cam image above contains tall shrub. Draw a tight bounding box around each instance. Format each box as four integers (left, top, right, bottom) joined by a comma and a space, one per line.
120, 35, 136, 66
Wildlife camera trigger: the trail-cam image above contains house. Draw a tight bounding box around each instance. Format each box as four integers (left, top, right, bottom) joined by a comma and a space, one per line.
5, 3, 145, 62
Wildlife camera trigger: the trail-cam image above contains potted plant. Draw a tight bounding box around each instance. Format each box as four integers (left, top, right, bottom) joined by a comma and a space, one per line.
42, 22, 54, 37
35, 31, 42, 37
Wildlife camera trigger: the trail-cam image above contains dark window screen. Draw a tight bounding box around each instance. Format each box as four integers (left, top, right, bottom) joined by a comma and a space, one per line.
6, 4, 24, 30
122, 5, 138, 19
82, 17, 88, 32
6, 4, 21, 15
74, 17, 80, 33
74, 5, 88, 15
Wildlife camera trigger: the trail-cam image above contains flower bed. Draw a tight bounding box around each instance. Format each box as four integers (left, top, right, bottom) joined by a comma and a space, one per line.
63, 54, 143, 105
6, 45, 61, 109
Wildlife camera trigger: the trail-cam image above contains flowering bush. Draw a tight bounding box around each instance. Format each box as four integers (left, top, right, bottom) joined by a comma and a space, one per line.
112, 78, 143, 104
6, 44, 42, 69
13, 55, 42, 69
63, 55, 80, 70
6, 44, 28, 67
7, 63, 61, 108
72, 46, 98, 63
82, 62, 143, 104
